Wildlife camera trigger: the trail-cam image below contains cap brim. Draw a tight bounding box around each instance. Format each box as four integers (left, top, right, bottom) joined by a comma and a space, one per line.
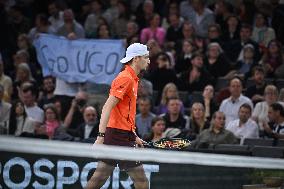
120, 56, 133, 64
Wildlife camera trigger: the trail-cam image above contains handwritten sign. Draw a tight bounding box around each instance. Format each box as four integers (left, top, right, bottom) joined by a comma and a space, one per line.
33, 34, 124, 84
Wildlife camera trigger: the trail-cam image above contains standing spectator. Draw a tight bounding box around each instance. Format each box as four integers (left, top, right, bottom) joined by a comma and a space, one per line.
252, 12, 276, 49
186, 102, 210, 140
140, 13, 166, 47
245, 66, 266, 104
84, 0, 104, 38
56, 9, 85, 39
190, 0, 215, 38
0, 60, 12, 101
191, 111, 238, 149
8, 100, 34, 136
252, 85, 281, 131
38, 76, 56, 109
28, 14, 56, 42
47, 1, 64, 31
259, 39, 284, 77
143, 116, 165, 142
19, 82, 44, 124
262, 103, 284, 139
219, 77, 253, 127
67, 106, 99, 142
135, 97, 156, 139
161, 97, 189, 133
226, 103, 259, 143
0, 84, 11, 134
35, 104, 61, 139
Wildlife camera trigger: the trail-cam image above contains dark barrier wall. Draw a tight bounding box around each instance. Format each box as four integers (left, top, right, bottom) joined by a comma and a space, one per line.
0, 150, 252, 189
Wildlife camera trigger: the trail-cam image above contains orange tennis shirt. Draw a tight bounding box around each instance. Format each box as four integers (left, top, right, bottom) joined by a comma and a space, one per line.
108, 65, 139, 132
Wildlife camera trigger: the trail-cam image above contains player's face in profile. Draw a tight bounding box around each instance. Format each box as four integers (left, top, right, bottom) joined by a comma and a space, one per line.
139, 55, 150, 70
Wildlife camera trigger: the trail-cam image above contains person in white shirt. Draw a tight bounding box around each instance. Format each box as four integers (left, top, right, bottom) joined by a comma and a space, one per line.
226, 103, 259, 144
219, 76, 253, 127
19, 82, 44, 124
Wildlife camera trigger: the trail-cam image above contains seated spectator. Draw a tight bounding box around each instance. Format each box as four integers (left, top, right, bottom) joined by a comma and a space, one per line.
206, 24, 223, 46
64, 91, 88, 129
35, 104, 62, 139
56, 9, 85, 39
137, 72, 153, 99
175, 39, 196, 75
252, 12, 276, 50
204, 42, 232, 79
28, 13, 56, 42
226, 103, 259, 143
148, 52, 178, 93
221, 15, 241, 42
144, 116, 166, 142
252, 85, 281, 131
279, 88, 284, 103
125, 21, 139, 46
191, 111, 238, 148
135, 0, 155, 31
165, 12, 184, 48
156, 83, 184, 114
12, 63, 37, 99
262, 103, 284, 139
200, 85, 218, 120
8, 100, 34, 136
214, 1, 234, 31
161, 97, 189, 134
136, 97, 156, 139
175, 22, 196, 55
178, 52, 214, 93
259, 39, 284, 77
19, 82, 44, 124
0, 84, 11, 134
228, 44, 258, 80
145, 39, 162, 72
219, 76, 253, 127
0, 60, 12, 101
67, 106, 99, 142
38, 76, 56, 108
140, 13, 166, 47
245, 66, 266, 105
190, 0, 215, 38
95, 23, 112, 39
186, 102, 210, 140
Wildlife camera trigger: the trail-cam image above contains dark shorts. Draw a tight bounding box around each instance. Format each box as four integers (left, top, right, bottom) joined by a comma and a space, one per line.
102, 127, 142, 170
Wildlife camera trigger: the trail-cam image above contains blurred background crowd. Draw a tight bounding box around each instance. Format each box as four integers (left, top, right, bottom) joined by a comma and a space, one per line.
1, 0, 284, 149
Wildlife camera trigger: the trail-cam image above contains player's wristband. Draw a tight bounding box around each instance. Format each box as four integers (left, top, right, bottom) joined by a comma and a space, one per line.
97, 132, 105, 137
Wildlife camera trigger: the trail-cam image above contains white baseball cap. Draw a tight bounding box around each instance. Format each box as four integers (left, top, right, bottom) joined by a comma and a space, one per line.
120, 43, 149, 63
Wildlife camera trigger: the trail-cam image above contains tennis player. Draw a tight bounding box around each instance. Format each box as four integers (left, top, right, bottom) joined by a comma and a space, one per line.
86, 43, 150, 189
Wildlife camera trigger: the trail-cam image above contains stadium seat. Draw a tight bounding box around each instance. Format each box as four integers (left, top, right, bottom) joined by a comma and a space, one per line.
275, 79, 284, 89
251, 146, 284, 158
215, 77, 229, 91
243, 138, 274, 147
276, 139, 284, 147
213, 144, 251, 156
179, 91, 189, 104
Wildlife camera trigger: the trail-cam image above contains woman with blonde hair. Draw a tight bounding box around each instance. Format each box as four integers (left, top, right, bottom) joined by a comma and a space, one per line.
156, 82, 184, 115
252, 85, 283, 130
186, 102, 210, 140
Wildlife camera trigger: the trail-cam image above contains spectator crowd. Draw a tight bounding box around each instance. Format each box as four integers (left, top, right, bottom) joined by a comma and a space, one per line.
1, 0, 284, 149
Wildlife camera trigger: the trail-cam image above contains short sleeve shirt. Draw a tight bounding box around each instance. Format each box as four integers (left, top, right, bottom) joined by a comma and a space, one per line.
108, 65, 139, 132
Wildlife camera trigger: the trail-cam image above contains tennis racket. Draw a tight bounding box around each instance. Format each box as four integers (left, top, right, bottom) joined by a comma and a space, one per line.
143, 138, 191, 150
